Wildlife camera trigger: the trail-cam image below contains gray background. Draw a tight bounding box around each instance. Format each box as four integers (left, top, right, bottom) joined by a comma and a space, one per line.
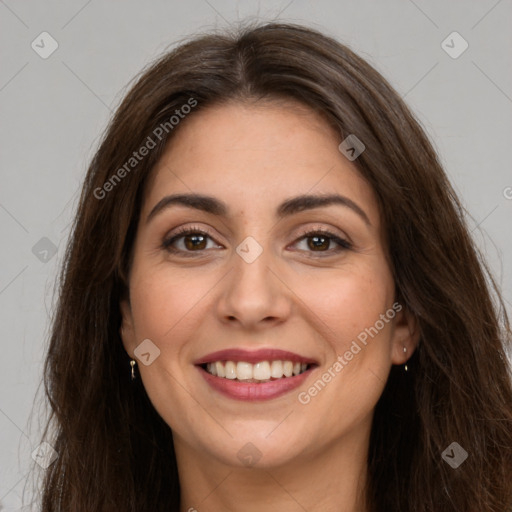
1, 0, 511, 509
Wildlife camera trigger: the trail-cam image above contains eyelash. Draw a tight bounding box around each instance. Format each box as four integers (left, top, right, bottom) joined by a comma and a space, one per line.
161, 225, 352, 258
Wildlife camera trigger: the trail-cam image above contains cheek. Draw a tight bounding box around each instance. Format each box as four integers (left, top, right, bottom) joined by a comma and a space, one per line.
127, 268, 211, 429
293, 263, 393, 352
130, 266, 214, 341
296, 271, 395, 429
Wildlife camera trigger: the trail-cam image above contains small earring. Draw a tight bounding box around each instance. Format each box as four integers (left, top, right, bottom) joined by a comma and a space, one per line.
130, 359, 136, 381
403, 346, 408, 372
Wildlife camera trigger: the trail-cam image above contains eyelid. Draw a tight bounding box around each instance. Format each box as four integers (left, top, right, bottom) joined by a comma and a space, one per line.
292, 223, 350, 243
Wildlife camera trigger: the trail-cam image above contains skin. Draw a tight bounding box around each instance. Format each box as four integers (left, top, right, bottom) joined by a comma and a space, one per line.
120, 100, 418, 512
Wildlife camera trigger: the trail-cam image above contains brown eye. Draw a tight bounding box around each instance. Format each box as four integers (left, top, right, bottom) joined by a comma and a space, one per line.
162, 227, 222, 256
293, 229, 352, 256
182, 233, 207, 251
307, 234, 331, 251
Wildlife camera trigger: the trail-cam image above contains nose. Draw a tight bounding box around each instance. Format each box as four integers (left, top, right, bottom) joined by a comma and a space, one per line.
216, 240, 292, 331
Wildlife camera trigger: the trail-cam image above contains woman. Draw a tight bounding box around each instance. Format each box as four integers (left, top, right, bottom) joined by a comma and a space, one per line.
37, 22, 512, 511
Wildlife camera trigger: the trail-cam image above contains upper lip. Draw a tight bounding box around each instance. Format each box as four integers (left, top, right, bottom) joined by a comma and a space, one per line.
194, 348, 318, 365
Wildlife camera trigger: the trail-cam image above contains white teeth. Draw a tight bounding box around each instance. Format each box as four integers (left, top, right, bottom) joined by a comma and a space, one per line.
236, 361, 253, 380
215, 361, 225, 378
270, 360, 283, 378
253, 361, 271, 380
204, 360, 310, 380
225, 361, 237, 379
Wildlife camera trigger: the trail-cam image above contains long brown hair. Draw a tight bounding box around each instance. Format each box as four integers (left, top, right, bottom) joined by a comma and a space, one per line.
36, 22, 512, 511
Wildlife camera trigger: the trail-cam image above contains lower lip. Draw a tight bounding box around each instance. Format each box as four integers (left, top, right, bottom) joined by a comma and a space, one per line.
198, 365, 315, 401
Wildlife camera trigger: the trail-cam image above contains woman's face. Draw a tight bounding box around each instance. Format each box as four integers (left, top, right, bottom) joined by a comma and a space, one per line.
120, 100, 415, 469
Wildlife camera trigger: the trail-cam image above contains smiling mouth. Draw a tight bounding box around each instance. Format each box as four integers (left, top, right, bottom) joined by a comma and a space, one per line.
201, 360, 313, 383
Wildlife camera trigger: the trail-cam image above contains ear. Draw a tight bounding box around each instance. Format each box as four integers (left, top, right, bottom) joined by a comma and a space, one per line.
119, 297, 136, 357
390, 305, 419, 365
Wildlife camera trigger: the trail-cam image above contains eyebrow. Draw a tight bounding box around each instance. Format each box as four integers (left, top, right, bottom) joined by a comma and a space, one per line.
146, 192, 371, 226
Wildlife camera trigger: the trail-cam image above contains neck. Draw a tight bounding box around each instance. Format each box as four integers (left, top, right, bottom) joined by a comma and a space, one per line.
176, 425, 370, 512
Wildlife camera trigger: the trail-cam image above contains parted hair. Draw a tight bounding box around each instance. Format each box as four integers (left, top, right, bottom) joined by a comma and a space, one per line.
37, 22, 512, 511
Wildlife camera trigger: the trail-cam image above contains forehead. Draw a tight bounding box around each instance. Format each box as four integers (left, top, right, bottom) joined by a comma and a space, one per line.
142, 100, 380, 226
